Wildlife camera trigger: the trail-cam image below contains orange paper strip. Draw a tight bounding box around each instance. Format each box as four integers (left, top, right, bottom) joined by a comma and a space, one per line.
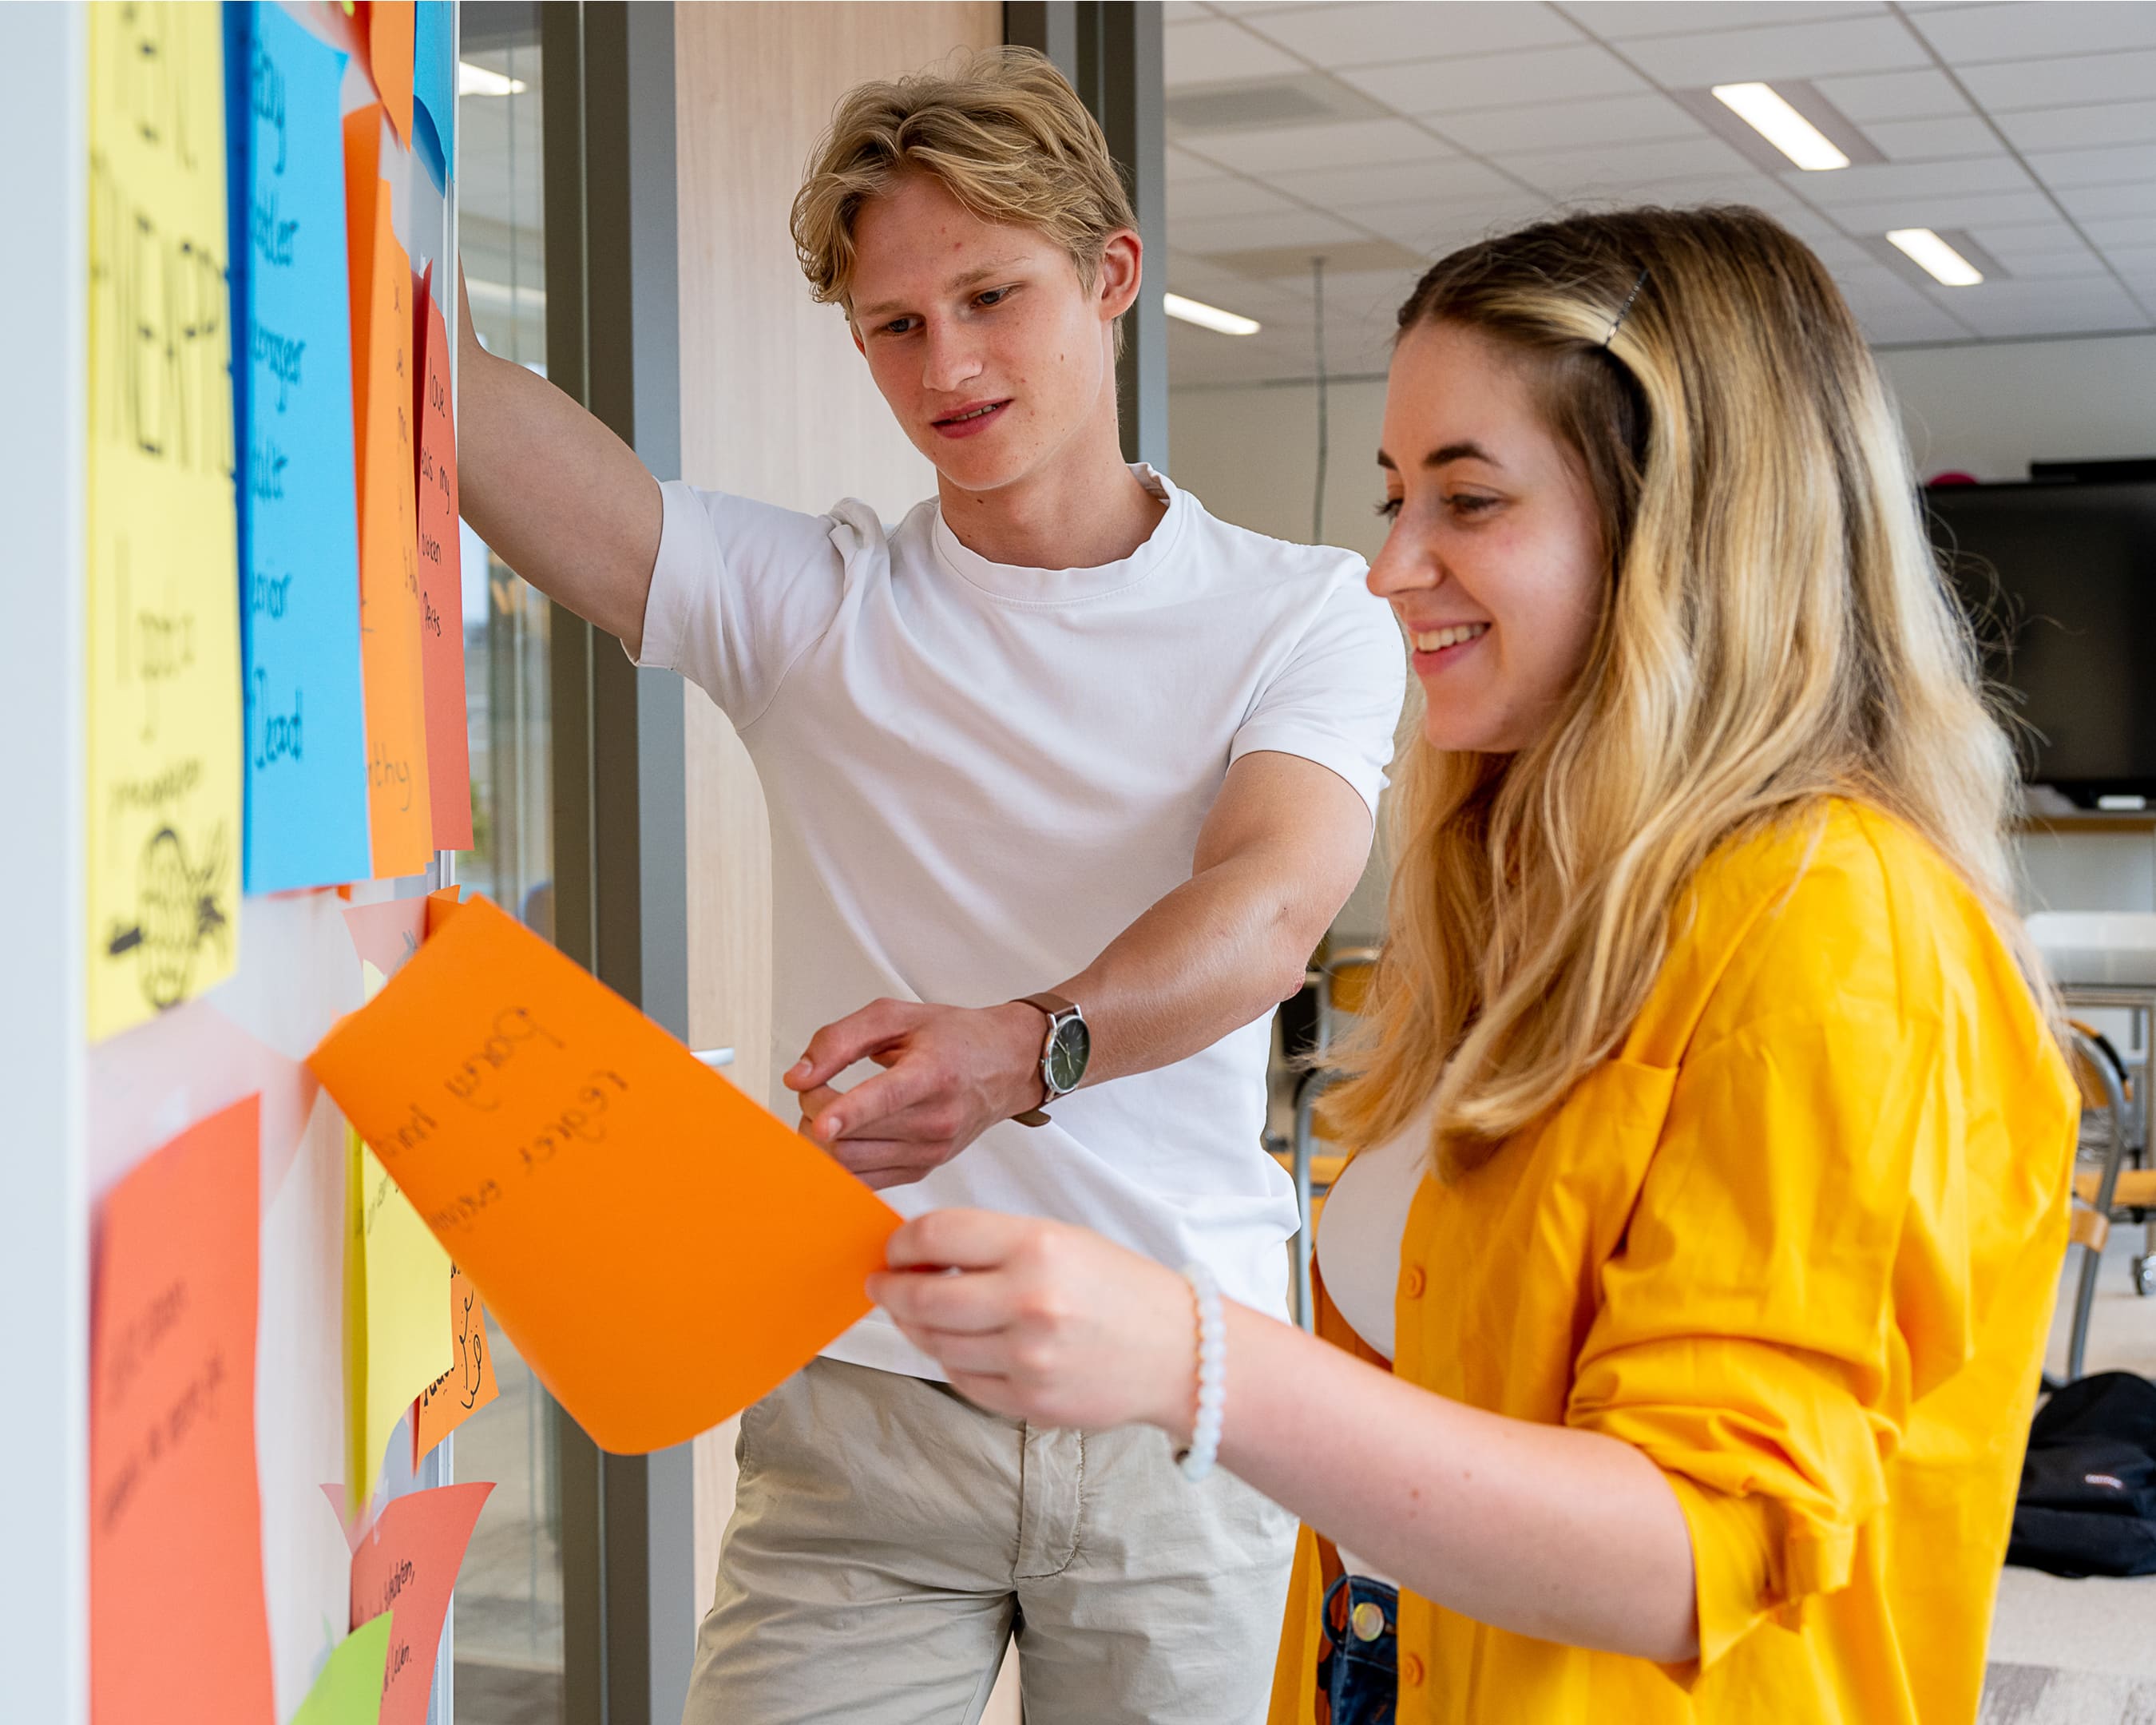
351, 1481, 492, 1725
413, 267, 471, 849
90, 1096, 275, 1725
344, 107, 433, 876
307, 896, 899, 1452
367, 1, 414, 149
413, 1263, 499, 1466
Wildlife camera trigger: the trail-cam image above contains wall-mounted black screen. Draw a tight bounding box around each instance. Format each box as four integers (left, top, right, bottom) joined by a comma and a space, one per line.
1925, 480, 2156, 805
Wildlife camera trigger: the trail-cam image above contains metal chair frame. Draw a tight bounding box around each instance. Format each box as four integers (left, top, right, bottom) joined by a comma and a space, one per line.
2063, 1025, 2137, 1383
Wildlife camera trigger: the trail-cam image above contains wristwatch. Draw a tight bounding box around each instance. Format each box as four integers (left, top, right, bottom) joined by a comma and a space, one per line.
1011, 991, 1089, 1126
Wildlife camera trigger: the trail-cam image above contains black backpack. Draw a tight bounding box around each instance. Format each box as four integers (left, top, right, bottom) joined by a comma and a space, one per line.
2006, 1371, 2156, 1578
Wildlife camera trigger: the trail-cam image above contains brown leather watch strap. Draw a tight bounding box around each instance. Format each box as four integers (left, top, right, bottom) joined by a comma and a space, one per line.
1011, 993, 1078, 1126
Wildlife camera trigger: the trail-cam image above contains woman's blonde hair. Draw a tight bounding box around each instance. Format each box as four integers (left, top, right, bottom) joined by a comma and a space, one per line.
792, 48, 1136, 319
1325, 205, 2045, 1177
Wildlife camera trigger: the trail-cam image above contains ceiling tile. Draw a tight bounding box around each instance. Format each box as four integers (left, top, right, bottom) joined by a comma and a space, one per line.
1858, 114, 2000, 162
1793, 155, 2031, 208
1168, 176, 1305, 222
2024, 144, 2156, 192
1857, 303, 1979, 344
1942, 276, 2150, 337
1958, 49, 2156, 112
1336, 42, 1648, 114
1265, 156, 1522, 211
1910, 2, 2156, 65
1162, 1, 1216, 20
1242, 1, 1583, 68
1167, 146, 1232, 184
1338, 192, 1560, 250
1175, 207, 1369, 254
1992, 248, 2113, 280
1967, 218, 2089, 257
1164, 18, 1306, 89
1820, 188, 2059, 232
2102, 245, 2156, 281
1810, 68, 1972, 122
2080, 215, 2156, 250
1614, 14, 1929, 87
1995, 101, 2156, 155
1181, 118, 1456, 177
1429, 91, 1704, 154
1561, 2, 1885, 39
2056, 180, 2156, 223
1495, 135, 1761, 196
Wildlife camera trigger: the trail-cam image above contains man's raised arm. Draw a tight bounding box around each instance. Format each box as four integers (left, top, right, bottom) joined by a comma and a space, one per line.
456, 265, 663, 655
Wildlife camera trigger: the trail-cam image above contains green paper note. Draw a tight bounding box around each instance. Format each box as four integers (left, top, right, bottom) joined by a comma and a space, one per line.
291, 1614, 393, 1725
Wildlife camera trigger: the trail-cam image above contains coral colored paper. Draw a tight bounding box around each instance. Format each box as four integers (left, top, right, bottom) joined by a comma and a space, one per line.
367, 0, 414, 149
351, 1482, 493, 1725
307, 895, 900, 1453
90, 1095, 274, 1725
414, 1263, 499, 1465
289, 1613, 391, 1725
342, 895, 428, 979
85, 1, 242, 1039
344, 107, 432, 875
413, 268, 471, 848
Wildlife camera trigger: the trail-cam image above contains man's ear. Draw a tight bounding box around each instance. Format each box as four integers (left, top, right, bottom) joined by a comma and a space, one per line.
1096, 229, 1143, 324
850, 319, 866, 357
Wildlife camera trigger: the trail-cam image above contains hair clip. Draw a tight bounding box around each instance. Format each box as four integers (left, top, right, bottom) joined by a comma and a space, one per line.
1603, 267, 1651, 348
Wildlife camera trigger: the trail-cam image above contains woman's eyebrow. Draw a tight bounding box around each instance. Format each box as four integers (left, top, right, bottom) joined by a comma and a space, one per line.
1377, 441, 1504, 473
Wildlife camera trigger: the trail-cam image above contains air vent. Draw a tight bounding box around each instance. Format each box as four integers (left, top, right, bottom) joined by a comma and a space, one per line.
1205, 239, 1427, 280
1166, 73, 1385, 135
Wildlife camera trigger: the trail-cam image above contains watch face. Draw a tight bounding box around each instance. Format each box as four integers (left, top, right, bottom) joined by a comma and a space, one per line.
1046, 1015, 1091, 1094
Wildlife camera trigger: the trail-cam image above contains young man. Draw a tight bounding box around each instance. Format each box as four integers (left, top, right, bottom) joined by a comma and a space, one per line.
458, 48, 1404, 1725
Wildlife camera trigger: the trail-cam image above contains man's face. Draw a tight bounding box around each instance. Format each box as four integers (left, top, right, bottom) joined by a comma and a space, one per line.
847, 171, 1131, 497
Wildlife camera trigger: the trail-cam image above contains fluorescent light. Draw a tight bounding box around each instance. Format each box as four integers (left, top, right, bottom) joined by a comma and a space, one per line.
1885, 228, 1984, 287
1710, 82, 1849, 171
458, 61, 528, 97
1164, 292, 1261, 336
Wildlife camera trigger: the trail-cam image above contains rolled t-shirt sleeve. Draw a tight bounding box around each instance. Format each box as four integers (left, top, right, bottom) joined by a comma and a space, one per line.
1230, 571, 1405, 817
631, 479, 852, 727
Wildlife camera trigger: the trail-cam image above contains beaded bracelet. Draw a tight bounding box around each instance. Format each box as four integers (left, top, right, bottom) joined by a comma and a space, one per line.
1175, 1262, 1226, 1483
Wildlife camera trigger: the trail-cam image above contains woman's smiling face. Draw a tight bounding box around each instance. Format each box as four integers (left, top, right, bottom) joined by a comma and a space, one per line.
1368, 320, 1608, 755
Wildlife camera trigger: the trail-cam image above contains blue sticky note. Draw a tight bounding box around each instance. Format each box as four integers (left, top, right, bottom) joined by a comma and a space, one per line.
228, 1, 372, 892
414, 0, 454, 192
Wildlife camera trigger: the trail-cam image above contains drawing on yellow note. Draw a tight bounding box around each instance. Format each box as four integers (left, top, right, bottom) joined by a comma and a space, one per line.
85, 1, 242, 1040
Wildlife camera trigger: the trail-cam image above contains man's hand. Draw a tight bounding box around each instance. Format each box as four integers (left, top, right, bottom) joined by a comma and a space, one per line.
786, 999, 1048, 1190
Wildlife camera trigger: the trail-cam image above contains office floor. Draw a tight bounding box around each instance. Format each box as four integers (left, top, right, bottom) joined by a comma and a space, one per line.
1982, 1226, 2156, 1723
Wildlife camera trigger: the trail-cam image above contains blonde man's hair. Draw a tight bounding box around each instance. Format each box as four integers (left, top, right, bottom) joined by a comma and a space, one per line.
1323, 205, 2052, 1179
792, 48, 1137, 323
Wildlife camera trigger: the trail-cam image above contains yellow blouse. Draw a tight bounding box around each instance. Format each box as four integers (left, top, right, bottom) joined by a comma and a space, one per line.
1269, 800, 2078, 1725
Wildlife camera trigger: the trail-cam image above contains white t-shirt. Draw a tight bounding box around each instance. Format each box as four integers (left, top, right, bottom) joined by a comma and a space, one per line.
635, 463, 1406, 1378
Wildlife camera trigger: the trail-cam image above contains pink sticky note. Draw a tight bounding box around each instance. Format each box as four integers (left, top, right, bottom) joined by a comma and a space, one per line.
351, 1482, 493, 1725
341, 897, 430, 981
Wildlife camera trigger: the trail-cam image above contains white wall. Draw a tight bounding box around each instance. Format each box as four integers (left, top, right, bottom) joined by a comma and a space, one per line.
1171, 333, 2156, 932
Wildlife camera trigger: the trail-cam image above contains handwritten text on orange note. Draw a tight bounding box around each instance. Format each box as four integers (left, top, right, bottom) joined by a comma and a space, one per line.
90, 1095, 274, 1725
413, 1263, 499, 1465
308, 896, 898, 1453
344, 106, 431, 877
413, 267, 471, 848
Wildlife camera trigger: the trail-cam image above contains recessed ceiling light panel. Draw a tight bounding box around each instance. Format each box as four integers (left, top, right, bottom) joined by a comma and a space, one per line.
1711, 82, 1850, 171
459, 61, 529, 97
1165, 292, 1262, 336
1885, 228, 1984, 287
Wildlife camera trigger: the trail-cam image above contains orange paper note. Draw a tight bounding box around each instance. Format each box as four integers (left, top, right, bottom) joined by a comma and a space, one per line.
90, 1096, 275, 1725
307, 895, 899, 1452
413, 1263, 499, 1465
351, 1481, 492, 1725
345, 107, 433, 876
413, 267, 471, 848
367, 1, 414, 149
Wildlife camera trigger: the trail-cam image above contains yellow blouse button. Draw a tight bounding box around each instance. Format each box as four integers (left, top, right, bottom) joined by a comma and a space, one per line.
1402, 1652, 1426, 1688
1402, 1264, 1427, 1299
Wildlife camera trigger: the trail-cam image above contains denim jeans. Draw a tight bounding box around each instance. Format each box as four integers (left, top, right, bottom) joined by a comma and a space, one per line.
1315, 1573, 1398, 1725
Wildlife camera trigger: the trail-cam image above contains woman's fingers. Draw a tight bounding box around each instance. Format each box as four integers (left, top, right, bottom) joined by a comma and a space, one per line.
883, 1208, 1032, 1271
868, 1265, 1014, 1334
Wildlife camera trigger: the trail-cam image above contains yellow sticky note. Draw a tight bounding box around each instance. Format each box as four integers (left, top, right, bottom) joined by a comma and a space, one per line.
85, 1, 243, 1040
347, 1128, 454, 1512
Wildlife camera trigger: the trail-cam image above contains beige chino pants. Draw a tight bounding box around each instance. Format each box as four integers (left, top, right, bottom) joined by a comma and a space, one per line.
684, 1356, 1297, 1725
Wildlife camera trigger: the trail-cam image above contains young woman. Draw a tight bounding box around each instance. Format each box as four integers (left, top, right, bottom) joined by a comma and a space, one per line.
868, 206, 2079, 1723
